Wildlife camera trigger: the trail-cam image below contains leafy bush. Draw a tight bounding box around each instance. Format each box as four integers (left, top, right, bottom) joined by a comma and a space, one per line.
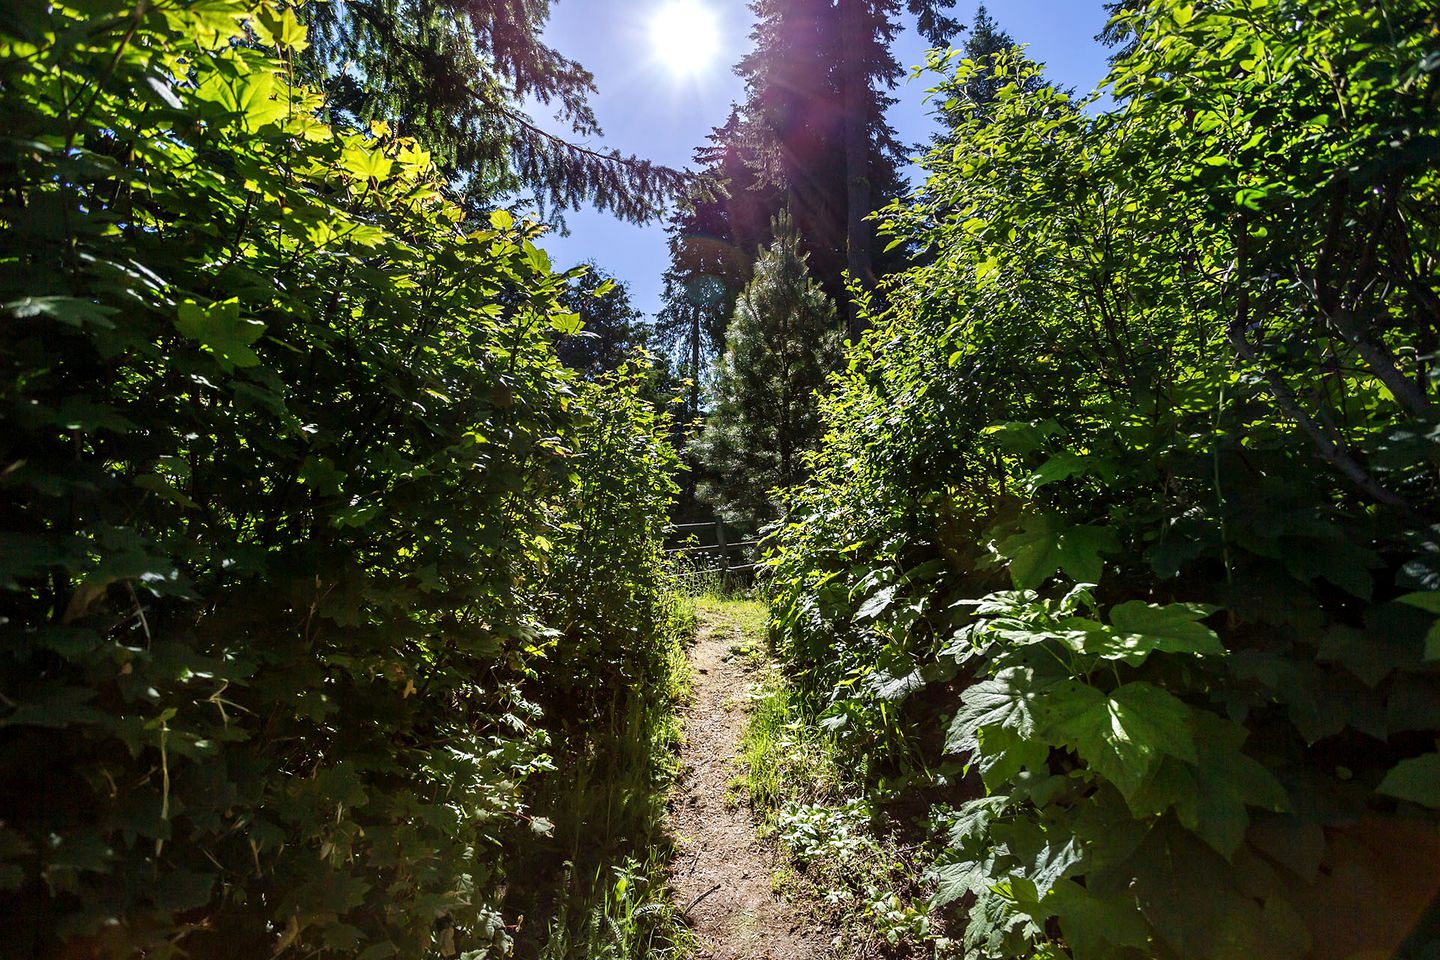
534, 362, 681, 727
0, 3, 677, 958
768, 2, 1440, 958
511, 364, 695, 959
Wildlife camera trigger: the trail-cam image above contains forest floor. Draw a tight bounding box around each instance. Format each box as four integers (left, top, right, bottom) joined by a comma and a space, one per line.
667, 599, 834, 960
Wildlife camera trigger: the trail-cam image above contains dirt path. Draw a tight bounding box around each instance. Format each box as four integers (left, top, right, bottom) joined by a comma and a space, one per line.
668, 606, 831, 960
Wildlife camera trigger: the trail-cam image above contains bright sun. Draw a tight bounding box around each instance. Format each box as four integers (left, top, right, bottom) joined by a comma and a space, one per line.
651, 1, 720, 76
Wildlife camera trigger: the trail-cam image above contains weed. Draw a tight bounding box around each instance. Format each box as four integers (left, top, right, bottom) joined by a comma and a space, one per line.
737, 671, 841, 812
737, 660, 945, 957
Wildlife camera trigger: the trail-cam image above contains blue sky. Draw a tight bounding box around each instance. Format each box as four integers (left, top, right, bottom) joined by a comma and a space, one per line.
536, 1, 1118, 319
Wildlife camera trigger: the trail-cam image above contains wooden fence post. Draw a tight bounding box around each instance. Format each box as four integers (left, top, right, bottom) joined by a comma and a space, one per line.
716, 520, 729, 581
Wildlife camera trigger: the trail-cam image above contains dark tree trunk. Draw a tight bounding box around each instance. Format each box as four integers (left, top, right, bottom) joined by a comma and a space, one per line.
839, 0, 874, 341
689, 302, 701, 424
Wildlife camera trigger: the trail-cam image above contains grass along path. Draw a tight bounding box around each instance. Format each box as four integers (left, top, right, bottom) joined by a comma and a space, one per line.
668, 598, 833, 960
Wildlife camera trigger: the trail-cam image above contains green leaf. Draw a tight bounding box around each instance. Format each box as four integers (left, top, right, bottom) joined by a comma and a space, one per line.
947, 796, 1009, 848
153, 867, 216, 912
0, 684, 108, 729
1130, 712, 1289, 858
995, 514, 1119, 589
489, 209, 515, 230
6, 296, 117, 329
549, 311, 584, 336
1398, 594, 1440, 660
1400, 591, 1440, 613
1376, 753, 1440, 808
1087, 601, 1226, 665
524, 240, 551, 274
255, 5, 308, 50
946, 667, 1042, 754
975, 724, 1050, 792
1130, 821, 1311, 960
299, 456, 346, 496
932, 858, 991, 908
341, 142, 394, 181
855, 584, 898, 622
1047, 880, 1151, 960
1027, 452, 1089, 491
175, 298, 264, 372
982, 419, 1063, 455
1041, 681, 1197, 802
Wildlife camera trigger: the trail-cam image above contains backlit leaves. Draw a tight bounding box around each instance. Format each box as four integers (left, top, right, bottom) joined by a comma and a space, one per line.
174, 299, 264, 372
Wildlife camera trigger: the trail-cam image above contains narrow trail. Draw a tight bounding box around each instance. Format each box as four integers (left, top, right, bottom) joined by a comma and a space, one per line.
668, 606, 831, 960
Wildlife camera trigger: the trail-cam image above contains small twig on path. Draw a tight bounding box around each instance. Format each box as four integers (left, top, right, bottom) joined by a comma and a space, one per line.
683, 883, 722, 915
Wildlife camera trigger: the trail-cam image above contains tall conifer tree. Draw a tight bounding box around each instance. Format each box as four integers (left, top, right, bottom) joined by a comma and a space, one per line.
933, 4, 1052, 141
659, 0, 961, 351
694, 212, 842, 519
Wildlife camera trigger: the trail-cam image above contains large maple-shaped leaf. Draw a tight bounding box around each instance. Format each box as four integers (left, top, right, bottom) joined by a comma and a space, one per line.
975, 724, 1050, 791
1041, 680, 1197, 802
948, 668, 1052, 789
1109, 601, 1224, 652
947, 795, 1010, 848
1127, 711, 1289, 858
1046, 879, 1151, 960
995, 514, 1119, 589
946, 667, 1044, 753
1082, 601, 1226, 665
932, 857, 992, 908
175, 298, 264, 372
1130, 821, 1311, 960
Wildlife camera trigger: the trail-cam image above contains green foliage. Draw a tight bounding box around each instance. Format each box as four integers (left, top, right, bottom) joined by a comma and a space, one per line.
533, 363, 680, 720
304, 0, 693, 221
0, 3, 680, 957
739, 670, 842, 813
767, 2, 1440, 958
694, 211, 842, 519
554, 268, 651, 380
520, 588, 697, 960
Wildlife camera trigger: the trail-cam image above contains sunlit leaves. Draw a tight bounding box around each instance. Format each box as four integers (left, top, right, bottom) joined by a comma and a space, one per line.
751, 2, 1440, 959
254, 5, 308, 51
174, 298, 264, 372
342, 143, 394, 182
993, 514, 1120, 589
1096, 601, 1226, 664
0, 0, 676, 954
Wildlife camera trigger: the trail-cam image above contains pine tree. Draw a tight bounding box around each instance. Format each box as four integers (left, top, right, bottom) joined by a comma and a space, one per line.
934, 4, 1052, 140
693, 212, 842, 519
836, 0, 960, 337
1095, 2, 1143, 64
658, 0, 959, 351
303, 0, 692, 221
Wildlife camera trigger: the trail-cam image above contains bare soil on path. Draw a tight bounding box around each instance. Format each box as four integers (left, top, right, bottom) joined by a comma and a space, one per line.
667, 605, 832, 960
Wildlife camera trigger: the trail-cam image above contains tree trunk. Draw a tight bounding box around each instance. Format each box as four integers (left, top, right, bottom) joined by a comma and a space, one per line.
689, 302, 701, 424
839, 0, 873, 342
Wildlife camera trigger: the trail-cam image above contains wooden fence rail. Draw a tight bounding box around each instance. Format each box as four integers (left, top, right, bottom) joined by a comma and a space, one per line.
663, 519, 762, 580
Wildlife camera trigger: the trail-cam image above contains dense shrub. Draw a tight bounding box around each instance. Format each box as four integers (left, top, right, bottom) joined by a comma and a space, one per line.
535, 362, 681, 726
510, 364, 694, 959
768, 2, 1440, 957
0, 3, 677, 958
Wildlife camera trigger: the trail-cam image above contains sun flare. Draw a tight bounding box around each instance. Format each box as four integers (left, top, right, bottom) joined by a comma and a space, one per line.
651, 1, 720, 76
